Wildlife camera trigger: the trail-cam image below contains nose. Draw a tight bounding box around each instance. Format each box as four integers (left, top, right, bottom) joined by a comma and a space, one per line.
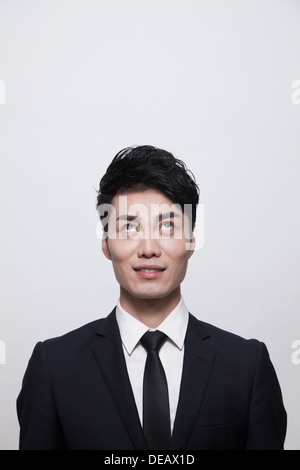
137, 234, 162, 259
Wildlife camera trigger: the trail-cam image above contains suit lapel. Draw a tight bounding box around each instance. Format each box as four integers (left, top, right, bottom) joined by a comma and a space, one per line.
92, 308, 147, 450
171, 314, 216, 450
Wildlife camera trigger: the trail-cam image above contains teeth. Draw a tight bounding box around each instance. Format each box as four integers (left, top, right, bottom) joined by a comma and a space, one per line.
139, 269, 162, 272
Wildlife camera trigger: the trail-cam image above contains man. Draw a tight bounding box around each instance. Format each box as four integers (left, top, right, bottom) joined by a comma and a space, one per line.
17, 145, 287, 450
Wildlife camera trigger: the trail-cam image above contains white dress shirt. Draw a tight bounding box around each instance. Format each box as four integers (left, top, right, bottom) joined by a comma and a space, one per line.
115, 296, 189, 433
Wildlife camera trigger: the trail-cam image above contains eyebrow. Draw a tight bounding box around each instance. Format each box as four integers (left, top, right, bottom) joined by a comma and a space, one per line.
116, 211, 181, 222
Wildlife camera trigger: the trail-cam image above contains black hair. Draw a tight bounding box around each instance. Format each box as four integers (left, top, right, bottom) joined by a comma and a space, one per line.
96, 145, 200, 232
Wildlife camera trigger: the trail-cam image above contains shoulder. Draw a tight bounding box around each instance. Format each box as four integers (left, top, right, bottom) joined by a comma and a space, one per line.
38, 309, 116, 359
188, 313, 262, 358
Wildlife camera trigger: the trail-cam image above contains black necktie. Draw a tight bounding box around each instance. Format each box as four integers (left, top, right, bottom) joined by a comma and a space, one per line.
140, 330, 171, 450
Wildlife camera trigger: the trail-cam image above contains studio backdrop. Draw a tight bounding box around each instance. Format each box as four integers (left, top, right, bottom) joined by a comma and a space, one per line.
0, 0, 299, 450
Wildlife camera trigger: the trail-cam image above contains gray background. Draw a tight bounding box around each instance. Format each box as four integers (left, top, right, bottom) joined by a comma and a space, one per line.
0, 0, 299, 450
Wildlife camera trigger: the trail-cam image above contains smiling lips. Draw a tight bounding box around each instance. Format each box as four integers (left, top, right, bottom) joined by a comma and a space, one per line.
134, 265, 166, 278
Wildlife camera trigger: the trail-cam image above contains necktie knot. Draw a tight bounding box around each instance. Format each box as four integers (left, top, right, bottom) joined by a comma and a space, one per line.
140, 330, 168, 352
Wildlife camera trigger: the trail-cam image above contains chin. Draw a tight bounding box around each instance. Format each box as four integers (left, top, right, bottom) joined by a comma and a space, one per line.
129, 289, 171, 300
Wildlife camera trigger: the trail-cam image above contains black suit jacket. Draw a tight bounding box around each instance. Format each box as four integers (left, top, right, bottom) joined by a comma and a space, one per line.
17, 309, 287, 450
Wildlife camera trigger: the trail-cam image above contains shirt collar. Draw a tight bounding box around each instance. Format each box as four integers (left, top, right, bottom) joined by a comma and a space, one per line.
116, 296, 189, 355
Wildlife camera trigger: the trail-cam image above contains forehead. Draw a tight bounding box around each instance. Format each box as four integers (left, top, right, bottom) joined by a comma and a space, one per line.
111, 188, 183, 216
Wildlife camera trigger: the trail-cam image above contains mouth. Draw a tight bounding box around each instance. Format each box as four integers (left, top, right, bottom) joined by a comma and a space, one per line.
133, 265, 166, 278
134, 265, 166, 272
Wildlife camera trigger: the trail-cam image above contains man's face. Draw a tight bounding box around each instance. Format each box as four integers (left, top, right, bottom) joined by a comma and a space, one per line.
102, 188, 195, 301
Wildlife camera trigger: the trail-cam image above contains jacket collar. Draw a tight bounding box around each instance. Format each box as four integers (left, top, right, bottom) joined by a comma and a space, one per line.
171, 313, 216, 449
93, 308, 148, 450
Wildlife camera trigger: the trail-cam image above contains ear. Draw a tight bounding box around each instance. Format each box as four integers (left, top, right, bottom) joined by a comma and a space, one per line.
102, 235, 112, 260
187, 240, 195, 259
187, 225, 196, 259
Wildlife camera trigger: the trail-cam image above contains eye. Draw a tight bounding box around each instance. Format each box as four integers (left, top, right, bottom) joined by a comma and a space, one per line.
125, 223, 138, 232
161, 221, 174, 231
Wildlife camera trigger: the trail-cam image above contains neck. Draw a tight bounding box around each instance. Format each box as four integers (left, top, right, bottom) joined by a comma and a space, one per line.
119, 287, 182, 329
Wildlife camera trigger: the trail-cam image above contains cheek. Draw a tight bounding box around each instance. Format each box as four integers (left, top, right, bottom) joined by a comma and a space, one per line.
107, 240, 135, 266
162, 240, 190, 267
162, 238, 189, 255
